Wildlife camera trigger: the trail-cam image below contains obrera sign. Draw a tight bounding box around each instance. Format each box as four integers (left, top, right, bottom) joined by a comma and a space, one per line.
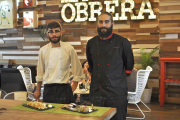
61, 0, 157, 23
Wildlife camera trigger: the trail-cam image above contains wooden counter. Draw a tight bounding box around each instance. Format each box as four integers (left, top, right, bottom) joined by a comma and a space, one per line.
0, 99, 116, 120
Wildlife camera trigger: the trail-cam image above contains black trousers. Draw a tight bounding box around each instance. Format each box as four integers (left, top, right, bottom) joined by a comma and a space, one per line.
43, 83, 75, 104
90, 95, 127, 120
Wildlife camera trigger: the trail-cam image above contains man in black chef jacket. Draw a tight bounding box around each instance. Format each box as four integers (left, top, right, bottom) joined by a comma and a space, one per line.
86, 12, 134, 120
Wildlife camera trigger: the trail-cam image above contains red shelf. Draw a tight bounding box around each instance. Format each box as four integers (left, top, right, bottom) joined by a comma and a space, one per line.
164, 79, 180, 82
160, 58, 180, 106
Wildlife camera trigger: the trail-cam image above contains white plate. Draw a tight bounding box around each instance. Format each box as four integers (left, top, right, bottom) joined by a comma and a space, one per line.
81, 89, 87, 92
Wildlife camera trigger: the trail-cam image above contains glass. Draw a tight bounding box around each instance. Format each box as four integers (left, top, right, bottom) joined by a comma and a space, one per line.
85, 84, 90, 90
48, 30, 60, 34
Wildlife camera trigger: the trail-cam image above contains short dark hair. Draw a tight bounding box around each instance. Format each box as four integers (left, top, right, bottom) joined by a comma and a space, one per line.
99, 11, 113, 22
82, 60, 88, 68
47, 21, 62, 31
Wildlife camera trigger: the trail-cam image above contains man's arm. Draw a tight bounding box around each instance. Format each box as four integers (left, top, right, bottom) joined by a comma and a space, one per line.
71, 82, 78, 92
70, 46, 83, 91
33, 82, 42, 101
86, 41, 93, 74
33, 49, 44, 100
123, 39, 134, 77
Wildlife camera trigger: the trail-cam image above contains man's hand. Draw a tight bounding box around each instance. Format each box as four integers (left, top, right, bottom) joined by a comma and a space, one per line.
71, 82, 78, 92
33, 82, 42, 101
33, 90, 41, 101
126, 73, 131, 77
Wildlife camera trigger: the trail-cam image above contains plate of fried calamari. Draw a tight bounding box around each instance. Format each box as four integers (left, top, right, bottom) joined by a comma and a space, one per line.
61, 103, 98, 114
22, 101, 54, 111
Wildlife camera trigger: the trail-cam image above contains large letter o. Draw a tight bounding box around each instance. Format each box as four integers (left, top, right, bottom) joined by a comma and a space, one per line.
61, 3, 76, 23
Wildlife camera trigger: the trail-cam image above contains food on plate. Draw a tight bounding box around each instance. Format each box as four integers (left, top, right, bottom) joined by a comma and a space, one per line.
79, 105, 89, 112
69, 103, 76, 108
61, 104, 71, 109
48, 104, 53, 108
61, 104, 68, 108
91, 103, 96, 110
70, 107, 78, 112
61, 103, 76, 109
61, 103, 97, 113
27, 101, 52, 109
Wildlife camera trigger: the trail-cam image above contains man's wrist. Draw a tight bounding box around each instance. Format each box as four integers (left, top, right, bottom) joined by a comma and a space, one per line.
36, 89, 41, 92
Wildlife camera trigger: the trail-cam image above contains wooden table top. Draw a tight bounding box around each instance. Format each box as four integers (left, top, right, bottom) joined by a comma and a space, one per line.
73, 88, 90, 94
0, 99, 116, 120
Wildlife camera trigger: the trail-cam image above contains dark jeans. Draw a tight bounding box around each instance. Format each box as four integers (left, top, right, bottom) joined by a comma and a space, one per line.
90, 95, 127, 120
43, 83, 75, 104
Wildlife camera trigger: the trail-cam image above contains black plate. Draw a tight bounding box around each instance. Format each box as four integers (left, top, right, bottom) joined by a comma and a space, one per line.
61, 107, 98, 114
22, 104, 55, 111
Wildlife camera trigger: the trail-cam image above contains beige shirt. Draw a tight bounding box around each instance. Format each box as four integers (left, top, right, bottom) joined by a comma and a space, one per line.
36, 41, 83, 84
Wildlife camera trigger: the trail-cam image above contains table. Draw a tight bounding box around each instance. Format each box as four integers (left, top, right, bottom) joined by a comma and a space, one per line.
73, 88, 89, 95
73, 88, 90, 104
160, 58, 180, 106
0, 99, 116, 120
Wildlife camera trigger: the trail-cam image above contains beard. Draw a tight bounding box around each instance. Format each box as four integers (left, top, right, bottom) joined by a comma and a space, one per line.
97, 25, 113, 38
49, 34, 61, 44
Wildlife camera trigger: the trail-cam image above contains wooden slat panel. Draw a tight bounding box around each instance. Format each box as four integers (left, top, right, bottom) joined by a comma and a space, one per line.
159, 5, 180, 11
148, 79, 159, 88
136, 28, 159, 33
160, 14, 180, 20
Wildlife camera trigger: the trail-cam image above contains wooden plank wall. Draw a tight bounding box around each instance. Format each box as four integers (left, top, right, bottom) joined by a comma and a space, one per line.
0, 0, 161, 97
159, 0, 180, 103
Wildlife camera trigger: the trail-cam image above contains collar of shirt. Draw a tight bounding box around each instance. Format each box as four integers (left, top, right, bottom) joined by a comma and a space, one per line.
49, 41, 61, 48
99, 33, 113, 40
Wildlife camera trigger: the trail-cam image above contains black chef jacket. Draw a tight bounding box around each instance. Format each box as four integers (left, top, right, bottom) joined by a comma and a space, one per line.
86, 33, 134, 98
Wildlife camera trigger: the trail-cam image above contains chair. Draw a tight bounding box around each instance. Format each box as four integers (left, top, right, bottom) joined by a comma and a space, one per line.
17, 65, 43, 100
0, 89, 7, 99
3, 91, 34, 101
17, 66, 36, 100
126, 66, 153, 120
21, 65, 37, 83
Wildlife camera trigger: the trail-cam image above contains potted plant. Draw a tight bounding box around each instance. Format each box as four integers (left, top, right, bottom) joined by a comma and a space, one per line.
140, 46, 159, 70
137, 46, 159, 103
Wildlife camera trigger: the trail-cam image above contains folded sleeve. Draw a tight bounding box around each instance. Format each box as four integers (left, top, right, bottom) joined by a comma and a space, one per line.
70, 46, 84, 82
36, 49, 44, 82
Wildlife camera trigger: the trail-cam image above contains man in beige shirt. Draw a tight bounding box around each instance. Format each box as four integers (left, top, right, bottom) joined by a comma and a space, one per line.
34, 21, 83, 103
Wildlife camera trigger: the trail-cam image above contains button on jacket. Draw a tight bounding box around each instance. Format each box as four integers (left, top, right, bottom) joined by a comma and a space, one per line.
86, 33, 134, 97
36, 41, 83, 84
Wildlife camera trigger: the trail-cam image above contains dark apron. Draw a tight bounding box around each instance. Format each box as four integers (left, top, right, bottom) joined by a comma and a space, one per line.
43, 83, 75, 104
